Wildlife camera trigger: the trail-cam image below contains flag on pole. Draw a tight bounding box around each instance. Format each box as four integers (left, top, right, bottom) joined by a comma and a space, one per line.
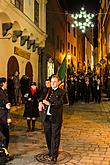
69, 63, 73, 75
58, 55, 67, 80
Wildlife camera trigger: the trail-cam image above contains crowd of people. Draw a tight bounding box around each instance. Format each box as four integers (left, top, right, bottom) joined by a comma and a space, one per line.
7, 71, 30, 106
0, 71, 107, 164
67, 73, 102, 105
0, 71, 31, 164
0, 73, 66, 164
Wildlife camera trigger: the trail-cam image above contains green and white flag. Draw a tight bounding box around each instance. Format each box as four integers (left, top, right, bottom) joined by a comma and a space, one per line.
58, 55, 67, 80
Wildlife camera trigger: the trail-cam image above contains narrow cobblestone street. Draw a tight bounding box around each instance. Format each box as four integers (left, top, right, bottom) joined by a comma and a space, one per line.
7, 101, 110, 165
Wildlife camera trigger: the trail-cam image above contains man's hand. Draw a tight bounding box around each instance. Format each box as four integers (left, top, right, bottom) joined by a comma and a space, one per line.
43, 100, 50, 106
39, 102, 44, 111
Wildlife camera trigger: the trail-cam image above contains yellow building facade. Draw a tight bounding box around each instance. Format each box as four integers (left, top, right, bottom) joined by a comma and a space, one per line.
98, 0, 110, 76
0, 0, 46, 83
67, 15, 78, 73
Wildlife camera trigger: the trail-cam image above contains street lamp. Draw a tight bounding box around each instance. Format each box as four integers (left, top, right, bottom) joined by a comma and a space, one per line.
71, 7, 95, 33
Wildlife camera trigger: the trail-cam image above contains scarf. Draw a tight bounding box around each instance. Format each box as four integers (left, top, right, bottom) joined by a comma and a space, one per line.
31, 87, 36, 96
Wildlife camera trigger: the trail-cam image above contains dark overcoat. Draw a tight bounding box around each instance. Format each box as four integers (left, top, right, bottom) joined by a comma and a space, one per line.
41, 88, 65, 124
0, 88, 9, 126
23, 88, 40, 118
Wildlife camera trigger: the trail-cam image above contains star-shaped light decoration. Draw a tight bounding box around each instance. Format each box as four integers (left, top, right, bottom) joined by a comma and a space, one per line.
71, 7, 94, 33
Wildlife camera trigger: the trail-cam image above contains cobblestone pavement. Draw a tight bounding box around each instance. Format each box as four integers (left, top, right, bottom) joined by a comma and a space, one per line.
7, 101, 110, 165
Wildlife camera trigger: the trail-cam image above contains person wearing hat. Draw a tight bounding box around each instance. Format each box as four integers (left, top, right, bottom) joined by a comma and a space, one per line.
23, 82, 40, 132
0, 77, 11, 148
0, 77, 13, 162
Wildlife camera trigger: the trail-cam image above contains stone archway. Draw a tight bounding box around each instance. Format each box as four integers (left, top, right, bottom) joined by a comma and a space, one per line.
7, 56, 19, 78
25, 62, 33, 84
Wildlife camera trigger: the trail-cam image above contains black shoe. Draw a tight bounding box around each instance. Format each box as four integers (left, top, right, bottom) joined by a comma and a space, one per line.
31, 128, 35, 132
51, 157, 57, 163
48, 153, 51, 157
26, 129, 31, 132
6, 155, 14, 162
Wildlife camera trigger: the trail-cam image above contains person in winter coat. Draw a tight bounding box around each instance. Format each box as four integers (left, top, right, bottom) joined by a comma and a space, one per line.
7, 75, 15, 106
94, 76, 102, 103
20, 75, 30, 103
0, 77, 11, 148
0, 77, 13, 162
13, 71, 20, 105
23, 82, 40, 132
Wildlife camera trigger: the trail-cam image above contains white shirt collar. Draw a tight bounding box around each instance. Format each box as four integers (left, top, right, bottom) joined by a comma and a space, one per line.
52, 87, 58, 91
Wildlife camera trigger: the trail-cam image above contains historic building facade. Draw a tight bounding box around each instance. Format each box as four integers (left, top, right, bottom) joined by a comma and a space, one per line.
67, 14, 93, 75
97, 0, 110, 76
66, 14, 78, 74
0, 0, 46, 83
39, 0, 66, 85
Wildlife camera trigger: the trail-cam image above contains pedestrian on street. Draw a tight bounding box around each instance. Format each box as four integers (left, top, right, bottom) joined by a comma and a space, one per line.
39, 78, 51, 129
7, 74, 16, 106
39, 74, 65, 163
0, 77, 13, 162
20, 75, 30, 104
41, 78, 51, 98
13, 71, 21, 105
84, 74, 90, 103
94, 76, 102, 103
23, 82, 40, 132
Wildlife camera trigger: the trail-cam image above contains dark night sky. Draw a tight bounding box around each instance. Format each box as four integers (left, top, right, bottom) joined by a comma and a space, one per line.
59, 0, 100, 47
59, 0, 100, 13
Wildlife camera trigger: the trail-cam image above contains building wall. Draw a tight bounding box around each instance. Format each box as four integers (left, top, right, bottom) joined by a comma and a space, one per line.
0, 0, 46, 83
85, 37, 94, 71
98, 0, 110, 77
67, 15, 77, 72
40, 0, 66, 84
77, 30, 84, 72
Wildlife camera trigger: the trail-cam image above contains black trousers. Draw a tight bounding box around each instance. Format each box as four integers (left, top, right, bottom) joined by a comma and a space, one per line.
43, 116, 62, 158
1, 124, 9, 149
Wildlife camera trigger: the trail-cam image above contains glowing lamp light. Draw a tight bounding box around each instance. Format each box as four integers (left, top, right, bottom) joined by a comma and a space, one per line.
71, 24, 75, 27
71, 14, 74, 18
71, 7, 95, 33
67, 54, 71, 60
81, 7, 84, 10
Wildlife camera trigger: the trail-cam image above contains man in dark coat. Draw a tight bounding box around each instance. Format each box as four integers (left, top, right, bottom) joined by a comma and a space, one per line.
0, 77, 11, 148
94, 77, 102, 103
13, 71, 20, 105
39, 75, 65, 163
7, 75, 15, 106
20, 75, 30, 103
0, 77, 13, 162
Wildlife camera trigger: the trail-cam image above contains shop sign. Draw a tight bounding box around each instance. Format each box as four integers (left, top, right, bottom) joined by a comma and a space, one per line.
14, 46, 31, 60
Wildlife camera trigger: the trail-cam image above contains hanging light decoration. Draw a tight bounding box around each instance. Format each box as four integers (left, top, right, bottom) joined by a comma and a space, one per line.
71, 7, 95, 33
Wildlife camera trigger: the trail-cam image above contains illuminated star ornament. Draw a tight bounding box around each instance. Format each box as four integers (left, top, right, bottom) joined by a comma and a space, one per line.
71, 7, 95, 33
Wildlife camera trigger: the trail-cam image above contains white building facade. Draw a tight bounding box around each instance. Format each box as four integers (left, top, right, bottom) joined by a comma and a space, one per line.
0, 0, 46, 83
